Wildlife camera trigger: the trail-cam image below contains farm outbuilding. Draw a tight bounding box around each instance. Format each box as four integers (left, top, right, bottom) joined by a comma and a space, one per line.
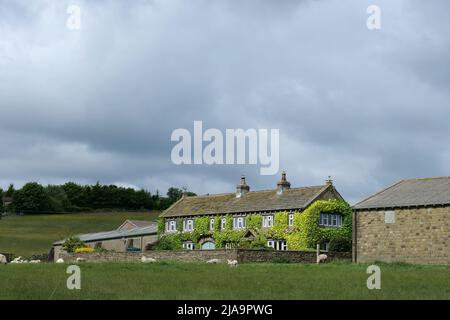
52, 220, 158, 261
353, 177, 450, 265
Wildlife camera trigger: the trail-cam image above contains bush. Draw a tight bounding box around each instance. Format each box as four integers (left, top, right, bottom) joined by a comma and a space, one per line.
74, 247, 95, 253
155, 234, 182, 250
63, 237, 85, 253
328, 238, 351, 252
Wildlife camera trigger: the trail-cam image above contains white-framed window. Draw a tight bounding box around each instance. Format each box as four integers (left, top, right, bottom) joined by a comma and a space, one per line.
221, 218, 227, 230
288, 214, 294, 227
225, 242, 237, 249
183, 219, 194, 232
183, 241, 194, 250
233, 216, 246, 229
319, 213, 342, 227
165, 220, 177, 232
267, 239, 287, 251
210, 218, 215, 231
262, 215, 274, 228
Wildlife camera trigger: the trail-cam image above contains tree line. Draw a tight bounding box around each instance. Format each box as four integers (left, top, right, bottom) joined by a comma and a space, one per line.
0, 182, 195, 214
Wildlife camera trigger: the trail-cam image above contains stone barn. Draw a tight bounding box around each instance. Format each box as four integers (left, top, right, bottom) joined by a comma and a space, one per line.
52, 220, 158, 261
353, 177, 450, 265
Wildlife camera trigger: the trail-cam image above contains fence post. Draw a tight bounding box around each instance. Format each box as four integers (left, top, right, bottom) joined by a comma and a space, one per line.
316, 244, 320, 264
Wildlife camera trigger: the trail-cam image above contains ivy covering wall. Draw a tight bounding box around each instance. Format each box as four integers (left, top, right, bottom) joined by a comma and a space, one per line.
156, 199, 352, 251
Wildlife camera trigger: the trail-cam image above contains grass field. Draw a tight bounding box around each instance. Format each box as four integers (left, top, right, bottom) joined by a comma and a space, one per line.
0, 211, 160, 257
0, 261, 448, 300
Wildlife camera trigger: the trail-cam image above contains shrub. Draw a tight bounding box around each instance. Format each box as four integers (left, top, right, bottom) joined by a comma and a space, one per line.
155, 233, 183, 250
328, 238, 351, 252
74, 247, 95, 253
62, 237, 85, 253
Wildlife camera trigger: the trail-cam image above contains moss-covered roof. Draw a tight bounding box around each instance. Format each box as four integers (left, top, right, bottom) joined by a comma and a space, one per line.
160, 184, 338, 218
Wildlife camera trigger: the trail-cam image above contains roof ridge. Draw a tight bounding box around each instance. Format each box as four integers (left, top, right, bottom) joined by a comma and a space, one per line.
400, 176, 450, 182
184, 185, 327, 199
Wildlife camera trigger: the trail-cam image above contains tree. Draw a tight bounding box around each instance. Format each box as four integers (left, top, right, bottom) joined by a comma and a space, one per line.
45, 185, 71, 212
167, 187, 183, 203
13, 182, 49, 213
5, 184, 15, 197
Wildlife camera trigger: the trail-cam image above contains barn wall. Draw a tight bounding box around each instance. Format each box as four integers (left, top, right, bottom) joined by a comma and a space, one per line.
354, 207, 449, 265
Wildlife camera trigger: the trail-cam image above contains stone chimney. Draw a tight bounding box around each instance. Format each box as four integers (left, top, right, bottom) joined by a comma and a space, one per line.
236, 175, 250, 198
277, 171, 291, 195
325, 176, 333, 185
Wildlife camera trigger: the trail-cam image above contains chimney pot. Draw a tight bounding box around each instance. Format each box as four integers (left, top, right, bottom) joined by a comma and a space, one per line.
236, 175, 250, 198
277, 171, 291, 195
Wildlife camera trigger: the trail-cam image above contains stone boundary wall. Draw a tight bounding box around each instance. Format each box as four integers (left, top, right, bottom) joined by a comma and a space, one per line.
60, 249, 351, 264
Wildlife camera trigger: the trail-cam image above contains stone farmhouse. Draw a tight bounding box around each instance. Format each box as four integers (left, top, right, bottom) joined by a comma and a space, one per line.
353, 177, 450, 265
52, 220, 158, 260
159, 172, 345, 251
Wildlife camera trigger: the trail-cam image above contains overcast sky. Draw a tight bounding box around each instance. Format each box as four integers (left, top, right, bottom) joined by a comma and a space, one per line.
1, 0, 449, 203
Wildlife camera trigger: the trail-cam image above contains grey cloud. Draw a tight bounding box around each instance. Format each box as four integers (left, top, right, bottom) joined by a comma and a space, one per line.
0, 0, 449, 203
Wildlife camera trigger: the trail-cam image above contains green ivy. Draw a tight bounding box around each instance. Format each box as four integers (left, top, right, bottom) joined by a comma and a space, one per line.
245, 213, 262, 231
286, 199, 352, 250
157, 218, 165, 236
157, 200, 352, 251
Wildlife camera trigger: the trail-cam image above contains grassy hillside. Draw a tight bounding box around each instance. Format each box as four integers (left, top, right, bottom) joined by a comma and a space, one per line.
0, 211, 161, 257
0, 261, 448, 300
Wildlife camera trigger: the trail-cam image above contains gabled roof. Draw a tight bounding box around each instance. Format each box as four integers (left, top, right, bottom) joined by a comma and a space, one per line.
117, 220, 154, 230
53, 223, 157, 245
160, 184, 341, 218
353, 176, 450, 210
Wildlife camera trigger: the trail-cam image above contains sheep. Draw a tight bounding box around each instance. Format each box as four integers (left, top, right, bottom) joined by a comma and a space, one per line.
317, 254, 328, 264
76, 257, 86, 262
11, 257, 26, 264
206, 259, 220, 264
56, 258, 65, 264
0, 254, 7, 264
141, 256, 157, 263
227, 259, 238, 267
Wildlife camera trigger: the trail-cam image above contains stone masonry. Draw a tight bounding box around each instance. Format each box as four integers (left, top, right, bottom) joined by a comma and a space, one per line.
60, 249, 351, 264
354, 206, 449, 265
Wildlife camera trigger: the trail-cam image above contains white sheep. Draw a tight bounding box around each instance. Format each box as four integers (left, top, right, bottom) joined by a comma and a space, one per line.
227, 259, 238, 267
0, 254, 7, 264
141, 256, 157, 263
56, 258, 65, 263
317, 254, 328, 264
11, 256, 26, 264
206, 259, 220, 264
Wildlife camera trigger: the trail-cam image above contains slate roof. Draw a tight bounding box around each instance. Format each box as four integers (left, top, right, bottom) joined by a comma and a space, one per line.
160, 184, 340, 218
353, 176, 450, 210
53, 223, 157, 245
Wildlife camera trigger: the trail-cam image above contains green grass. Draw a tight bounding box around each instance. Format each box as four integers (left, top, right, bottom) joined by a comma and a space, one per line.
0, 211, 160, 257
0, 261, 448, 300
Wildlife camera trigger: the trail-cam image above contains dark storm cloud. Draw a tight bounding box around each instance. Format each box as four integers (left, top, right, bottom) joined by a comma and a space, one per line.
0, 0, 449, 203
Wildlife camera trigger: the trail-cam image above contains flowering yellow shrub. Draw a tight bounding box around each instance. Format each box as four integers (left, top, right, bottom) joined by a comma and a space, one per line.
74, 247, 95, 253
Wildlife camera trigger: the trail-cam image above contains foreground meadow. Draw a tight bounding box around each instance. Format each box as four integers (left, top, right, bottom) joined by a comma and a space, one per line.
0, 261, 448, 300
0, 211, 160, 257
